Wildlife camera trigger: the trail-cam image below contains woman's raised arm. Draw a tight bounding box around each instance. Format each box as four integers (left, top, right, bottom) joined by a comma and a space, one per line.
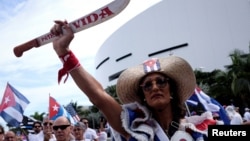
51, 20, 130, 139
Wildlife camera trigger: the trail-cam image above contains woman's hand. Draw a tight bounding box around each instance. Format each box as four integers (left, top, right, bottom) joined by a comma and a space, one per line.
50, 20, 74, 56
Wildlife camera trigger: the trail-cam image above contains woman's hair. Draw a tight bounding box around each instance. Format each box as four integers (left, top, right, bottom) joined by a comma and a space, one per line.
168, 78, 187, 119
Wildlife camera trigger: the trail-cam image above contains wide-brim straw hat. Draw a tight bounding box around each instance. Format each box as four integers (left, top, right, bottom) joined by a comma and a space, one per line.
116, 56, 196, 104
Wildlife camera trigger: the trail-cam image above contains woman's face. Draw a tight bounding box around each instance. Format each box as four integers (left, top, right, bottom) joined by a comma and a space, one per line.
72, 127, 84, 140
140, 73, 172, 109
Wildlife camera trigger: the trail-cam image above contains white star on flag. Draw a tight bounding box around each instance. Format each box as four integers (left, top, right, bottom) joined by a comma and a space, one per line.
4, 96, 10, 104
52, 104, 59, 111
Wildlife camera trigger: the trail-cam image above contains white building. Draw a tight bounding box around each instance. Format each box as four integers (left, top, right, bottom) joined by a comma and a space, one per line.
95, 0, 250, 88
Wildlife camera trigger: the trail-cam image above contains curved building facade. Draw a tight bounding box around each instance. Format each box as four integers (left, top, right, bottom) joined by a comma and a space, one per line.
95, 0, 250, 88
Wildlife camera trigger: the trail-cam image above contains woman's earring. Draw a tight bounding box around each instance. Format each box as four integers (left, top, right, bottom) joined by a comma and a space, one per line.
170, 92, 173, 99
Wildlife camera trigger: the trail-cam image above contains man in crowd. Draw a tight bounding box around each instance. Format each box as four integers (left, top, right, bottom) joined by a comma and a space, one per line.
28, 121, 43, 141
53, 116, 73, 141
80, 118, 98, 141
243, 107, 250, 122
4, 131, 17, 141
225, 105, 243, 125
42, 115, 56, 141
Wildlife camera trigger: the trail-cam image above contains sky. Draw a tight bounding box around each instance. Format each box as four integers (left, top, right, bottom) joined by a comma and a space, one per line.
0, 0, 160, 127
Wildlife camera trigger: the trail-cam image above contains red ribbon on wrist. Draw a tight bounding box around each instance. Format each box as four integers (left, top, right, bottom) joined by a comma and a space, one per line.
58, 51, 80, 84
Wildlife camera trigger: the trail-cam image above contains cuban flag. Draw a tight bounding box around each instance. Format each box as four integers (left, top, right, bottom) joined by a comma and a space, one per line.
49, 96, 76, 124
143, 58, 161, 73
0, 83, 30, 127
187, 86, 230, 125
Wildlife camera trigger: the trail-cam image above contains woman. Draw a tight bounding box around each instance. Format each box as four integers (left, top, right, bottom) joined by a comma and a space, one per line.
72, 122, 86, 141
50, 20, 197, 141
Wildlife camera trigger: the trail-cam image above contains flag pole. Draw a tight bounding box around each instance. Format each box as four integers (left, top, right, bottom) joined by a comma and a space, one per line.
185, 102, 191, 117
48, 93, 50, 119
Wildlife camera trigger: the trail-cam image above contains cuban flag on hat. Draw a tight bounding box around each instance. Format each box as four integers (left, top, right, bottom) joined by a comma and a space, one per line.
0, 83, 30, 127
143, 58, 161, 73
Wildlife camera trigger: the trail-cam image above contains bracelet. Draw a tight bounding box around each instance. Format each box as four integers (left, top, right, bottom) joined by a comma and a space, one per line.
58, 51, 80, 84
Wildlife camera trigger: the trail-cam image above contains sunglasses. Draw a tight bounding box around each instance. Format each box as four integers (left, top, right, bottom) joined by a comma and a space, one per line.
83, 122, 88, 124
53, 125, 70, 131
43, 122, 53, 126
4, 137, 14, 140
140, 77, 169, 92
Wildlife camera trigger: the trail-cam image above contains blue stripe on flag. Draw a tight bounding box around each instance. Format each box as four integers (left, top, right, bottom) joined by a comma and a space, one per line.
1, 110, 21, 127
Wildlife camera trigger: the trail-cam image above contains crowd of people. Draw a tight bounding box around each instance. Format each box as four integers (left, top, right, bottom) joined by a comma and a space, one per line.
0, 114, 109, 141
188, 105, 250, 126
225, 105, 250, 125
0, 105, 249, 141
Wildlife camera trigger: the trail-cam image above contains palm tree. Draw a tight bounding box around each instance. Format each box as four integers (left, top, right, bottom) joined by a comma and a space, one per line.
30, 111, 46, 121
209, 69, 234, 105
225, 48, 250, 108
105, 85, 121, 104
70, 101, 83, 114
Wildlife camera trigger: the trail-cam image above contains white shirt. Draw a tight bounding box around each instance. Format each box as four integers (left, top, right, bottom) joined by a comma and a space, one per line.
230, 112, 243, 125
28, 131, 43, 141
28, 132, 56, 141
98, 131, 107, 141
243, 111, 250, 121
83, 128, 98, 140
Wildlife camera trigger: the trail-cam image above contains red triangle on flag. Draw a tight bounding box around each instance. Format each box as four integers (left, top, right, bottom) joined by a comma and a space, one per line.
0, 84, 16, 112
49, 96, 60, 119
